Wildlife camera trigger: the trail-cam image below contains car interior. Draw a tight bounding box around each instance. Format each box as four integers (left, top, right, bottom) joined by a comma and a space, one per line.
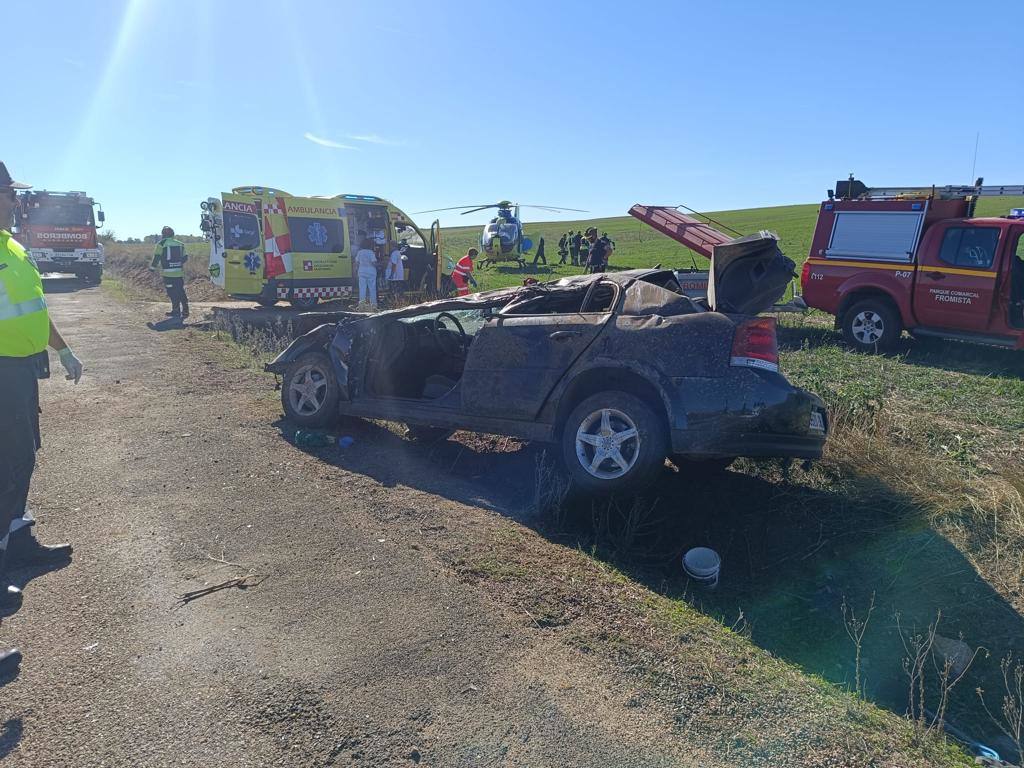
360, 273, 698, 402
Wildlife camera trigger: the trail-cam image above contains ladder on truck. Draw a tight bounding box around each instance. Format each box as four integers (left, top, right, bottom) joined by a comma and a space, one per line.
836, 176, 1024, 201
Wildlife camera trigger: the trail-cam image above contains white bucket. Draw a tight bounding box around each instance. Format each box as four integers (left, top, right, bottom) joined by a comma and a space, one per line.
683, 547, 721, 589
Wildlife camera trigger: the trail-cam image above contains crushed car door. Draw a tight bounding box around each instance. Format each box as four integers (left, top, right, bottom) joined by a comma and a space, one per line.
460, 286, 614, 420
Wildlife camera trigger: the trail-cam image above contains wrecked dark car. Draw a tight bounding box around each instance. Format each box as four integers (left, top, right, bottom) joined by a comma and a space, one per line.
267, 235, 828, 493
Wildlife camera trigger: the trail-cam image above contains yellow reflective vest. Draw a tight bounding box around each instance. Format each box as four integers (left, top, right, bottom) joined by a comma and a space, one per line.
0, 230, 49, 358
151, 237, 187, 278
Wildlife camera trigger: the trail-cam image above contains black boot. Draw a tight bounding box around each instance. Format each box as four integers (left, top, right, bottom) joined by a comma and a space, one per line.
6, 528, 72, 569
0, 648, 22, 677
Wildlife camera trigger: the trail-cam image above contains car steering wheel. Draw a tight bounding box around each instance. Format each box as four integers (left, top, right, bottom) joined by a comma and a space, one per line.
433, 311, 468, 356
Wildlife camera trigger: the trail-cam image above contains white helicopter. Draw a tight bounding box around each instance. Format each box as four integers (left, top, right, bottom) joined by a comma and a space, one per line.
415, 200, 587, 268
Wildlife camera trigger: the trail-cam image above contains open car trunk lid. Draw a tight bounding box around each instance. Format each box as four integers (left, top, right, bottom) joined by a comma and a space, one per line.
707, 232, 796, 315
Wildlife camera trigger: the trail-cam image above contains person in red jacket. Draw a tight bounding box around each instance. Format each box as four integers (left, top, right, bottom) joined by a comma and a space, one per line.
452, 248, 478, 296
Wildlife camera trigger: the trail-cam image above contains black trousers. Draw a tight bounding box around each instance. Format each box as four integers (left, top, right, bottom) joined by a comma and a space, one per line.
0, 359, 39, 559
163, 276, 189, 316
569, 248, 579, 266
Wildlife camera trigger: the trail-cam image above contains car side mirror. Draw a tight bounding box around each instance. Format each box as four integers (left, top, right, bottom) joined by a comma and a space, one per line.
98, 211, 105, 224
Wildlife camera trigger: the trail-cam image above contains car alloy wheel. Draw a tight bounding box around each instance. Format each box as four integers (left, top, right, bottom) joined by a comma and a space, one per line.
288, 363, 330, 416
575, 407, 641, 480
851, 309, 884, 345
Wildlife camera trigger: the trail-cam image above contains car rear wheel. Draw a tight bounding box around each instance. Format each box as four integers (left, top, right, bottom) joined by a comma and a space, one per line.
281, 351, 339, 428
561, 391, 667, 494
842, 298, 902, 353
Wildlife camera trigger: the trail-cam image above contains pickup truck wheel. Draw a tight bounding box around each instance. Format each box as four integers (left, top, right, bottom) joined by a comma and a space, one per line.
281, 351, 339, 428
842, 299, 902, 353
562, 391, 667, 494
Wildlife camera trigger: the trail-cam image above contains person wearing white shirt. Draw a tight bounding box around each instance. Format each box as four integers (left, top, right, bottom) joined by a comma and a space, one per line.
354, 238, 378, 309
385, 241, 406, 297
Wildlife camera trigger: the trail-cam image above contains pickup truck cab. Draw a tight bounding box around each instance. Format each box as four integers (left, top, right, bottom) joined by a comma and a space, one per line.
800, 179, 1024, 352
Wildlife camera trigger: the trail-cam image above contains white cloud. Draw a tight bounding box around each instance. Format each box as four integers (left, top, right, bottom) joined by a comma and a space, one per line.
347, 134, 405, 147
303, 132, 358, 150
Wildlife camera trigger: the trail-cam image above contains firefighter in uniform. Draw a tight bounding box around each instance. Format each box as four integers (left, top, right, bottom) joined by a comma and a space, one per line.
0, 162, 82, 676
151, 227, 189, 319
452, 248, 478, 297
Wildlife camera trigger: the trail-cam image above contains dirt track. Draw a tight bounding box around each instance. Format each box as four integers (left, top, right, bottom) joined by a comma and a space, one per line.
0, 282, 696, 767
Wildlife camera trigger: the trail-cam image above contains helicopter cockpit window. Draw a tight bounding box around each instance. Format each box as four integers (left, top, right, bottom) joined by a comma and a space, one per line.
498, 223, 517, 242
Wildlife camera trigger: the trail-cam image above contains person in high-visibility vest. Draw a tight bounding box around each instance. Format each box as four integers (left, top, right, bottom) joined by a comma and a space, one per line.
150, 226, 190, 319
452, 248, 478, 297
0, 162, 83, 677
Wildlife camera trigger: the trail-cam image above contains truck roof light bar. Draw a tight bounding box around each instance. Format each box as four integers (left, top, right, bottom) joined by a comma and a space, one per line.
837, 176, 1024, 201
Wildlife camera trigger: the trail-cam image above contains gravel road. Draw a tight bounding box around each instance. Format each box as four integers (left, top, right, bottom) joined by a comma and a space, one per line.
0, 283, 695, 767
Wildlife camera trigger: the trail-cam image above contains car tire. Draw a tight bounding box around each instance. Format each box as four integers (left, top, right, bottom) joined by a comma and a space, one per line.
79, 266, 102, 284
841, 298, 902, 353
404, 425, 453, 443
561, 391, 667, 494
281, 351, 340, 428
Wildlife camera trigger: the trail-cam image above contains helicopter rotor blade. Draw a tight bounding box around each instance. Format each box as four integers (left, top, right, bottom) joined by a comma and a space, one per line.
517, 205, 589, 213
411, 204, 499, 214
458, 205, 503, 215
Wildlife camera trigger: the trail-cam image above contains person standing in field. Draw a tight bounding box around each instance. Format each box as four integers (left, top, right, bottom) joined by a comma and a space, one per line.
451, 248, 478, 297
557, 233, 568, 264
150, 227, 189, 319
355, 238, 378, 309
532, 236, 546, 266
579, 233, 590, 271
0, 162, 83, 676
385, 240, 405, 298
569, 230, 582, 266
586, 227, 611, 273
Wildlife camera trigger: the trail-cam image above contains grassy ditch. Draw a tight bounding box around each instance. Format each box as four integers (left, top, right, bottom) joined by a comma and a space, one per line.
508, 318, 1024, 762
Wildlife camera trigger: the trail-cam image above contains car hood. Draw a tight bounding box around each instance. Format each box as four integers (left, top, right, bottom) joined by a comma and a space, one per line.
707, 231, 796, 314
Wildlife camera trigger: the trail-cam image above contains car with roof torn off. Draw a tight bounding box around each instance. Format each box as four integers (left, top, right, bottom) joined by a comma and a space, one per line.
268, 239, 828, 493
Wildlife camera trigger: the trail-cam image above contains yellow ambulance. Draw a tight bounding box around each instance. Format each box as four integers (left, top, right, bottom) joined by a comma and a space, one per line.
200, 186, 446, 306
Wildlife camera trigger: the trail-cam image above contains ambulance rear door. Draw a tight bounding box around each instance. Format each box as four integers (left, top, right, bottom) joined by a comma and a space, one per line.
220, 194, 264, 297
283, 197, 351, 289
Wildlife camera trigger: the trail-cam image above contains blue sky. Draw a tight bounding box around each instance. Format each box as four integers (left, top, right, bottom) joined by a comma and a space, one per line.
4, 0, 1022, 238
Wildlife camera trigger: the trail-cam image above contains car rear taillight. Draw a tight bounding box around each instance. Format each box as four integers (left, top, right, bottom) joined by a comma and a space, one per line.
800, 260, 811, 290
731, 317, 779, 372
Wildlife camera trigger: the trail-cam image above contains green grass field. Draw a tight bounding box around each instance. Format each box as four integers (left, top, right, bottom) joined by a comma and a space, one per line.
454, 196, 1024, 292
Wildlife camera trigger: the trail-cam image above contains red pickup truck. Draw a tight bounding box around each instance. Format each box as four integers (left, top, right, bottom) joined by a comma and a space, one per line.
800, 178, 1024, 352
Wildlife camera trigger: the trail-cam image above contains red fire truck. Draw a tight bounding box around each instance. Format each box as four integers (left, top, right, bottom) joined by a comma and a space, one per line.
14, 190, 107, 283
800, 178, 1024, 352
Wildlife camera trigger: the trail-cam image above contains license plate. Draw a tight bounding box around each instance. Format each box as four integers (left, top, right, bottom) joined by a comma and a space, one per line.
808, 411, 825, 434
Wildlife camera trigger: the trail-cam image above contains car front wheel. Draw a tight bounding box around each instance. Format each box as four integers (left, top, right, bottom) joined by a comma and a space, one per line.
561, 391, 667, 494
842, 298, 902, 353
281, 351, 339, 428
